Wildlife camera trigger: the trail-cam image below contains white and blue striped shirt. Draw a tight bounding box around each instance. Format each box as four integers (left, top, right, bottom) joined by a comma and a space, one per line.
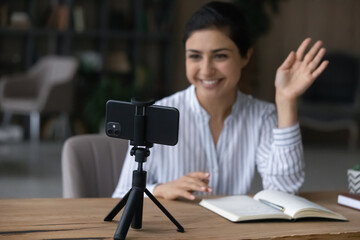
113, 85, 304, 197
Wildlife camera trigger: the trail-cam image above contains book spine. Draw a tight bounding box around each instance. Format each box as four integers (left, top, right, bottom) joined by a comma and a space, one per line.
337, 195, 360, 211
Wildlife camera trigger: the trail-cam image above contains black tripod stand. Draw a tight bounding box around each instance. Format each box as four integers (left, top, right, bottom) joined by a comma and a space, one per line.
104, 99, 184, 240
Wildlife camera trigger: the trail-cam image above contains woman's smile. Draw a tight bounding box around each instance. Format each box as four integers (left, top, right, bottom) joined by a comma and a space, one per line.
199, 78, 223, 88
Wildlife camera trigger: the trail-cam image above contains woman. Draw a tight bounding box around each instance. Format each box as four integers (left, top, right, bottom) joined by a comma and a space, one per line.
113, 1, 328, 200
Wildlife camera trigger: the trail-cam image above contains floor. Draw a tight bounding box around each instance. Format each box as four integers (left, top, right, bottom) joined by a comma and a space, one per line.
0, 141, 63, 198
0, 139, 358, 198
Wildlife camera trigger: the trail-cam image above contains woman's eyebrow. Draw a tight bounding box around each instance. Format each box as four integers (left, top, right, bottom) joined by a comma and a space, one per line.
212, 48, 232, 53
186, 48, 232, 53
186, 49, 200, 53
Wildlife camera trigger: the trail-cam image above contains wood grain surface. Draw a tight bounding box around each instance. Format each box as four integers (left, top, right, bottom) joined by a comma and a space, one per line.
0, 192, 359, 239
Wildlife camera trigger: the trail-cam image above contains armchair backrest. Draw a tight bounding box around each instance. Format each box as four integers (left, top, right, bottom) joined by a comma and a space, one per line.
29, 56, 78, 85
0, 55, 79, 113
32, 56, 78, 112
62, 134, 129, 198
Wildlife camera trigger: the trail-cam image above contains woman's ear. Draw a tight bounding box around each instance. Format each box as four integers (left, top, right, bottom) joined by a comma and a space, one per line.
242, 48, 253, 67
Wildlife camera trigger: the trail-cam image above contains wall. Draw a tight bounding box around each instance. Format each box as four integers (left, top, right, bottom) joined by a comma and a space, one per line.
171, 0, 360, 102
255, 0, 360, 101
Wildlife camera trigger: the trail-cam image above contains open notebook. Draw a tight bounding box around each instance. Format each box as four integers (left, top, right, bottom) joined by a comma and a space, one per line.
199, 190, 347, 222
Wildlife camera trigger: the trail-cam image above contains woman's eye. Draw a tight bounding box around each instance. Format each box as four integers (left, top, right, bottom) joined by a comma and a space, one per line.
215, 54, 228, 60
188, 54, 201, 60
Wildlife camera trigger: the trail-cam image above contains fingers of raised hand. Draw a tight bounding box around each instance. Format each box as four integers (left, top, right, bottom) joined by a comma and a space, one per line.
304, 43, 328, 79
278, 51, 296, 70
308, 47, 326, 72
311, 60, 329, 79
296, 38, 312, 61
303, 40, 323, 64
296, 38, 328, 78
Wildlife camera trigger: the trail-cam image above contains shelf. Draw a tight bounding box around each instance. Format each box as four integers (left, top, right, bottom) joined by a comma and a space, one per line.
0, 28, 30, 35
0, 0, 177, 133
0, 29, 170, 41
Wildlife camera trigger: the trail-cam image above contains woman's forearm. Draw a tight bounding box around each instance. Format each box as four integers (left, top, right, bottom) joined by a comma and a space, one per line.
275, 92, 298, 128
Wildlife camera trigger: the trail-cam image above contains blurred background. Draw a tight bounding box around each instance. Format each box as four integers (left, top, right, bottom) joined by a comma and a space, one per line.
0, 0, 359, 198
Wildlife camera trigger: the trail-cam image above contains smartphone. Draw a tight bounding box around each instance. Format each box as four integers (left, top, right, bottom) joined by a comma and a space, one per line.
105, 100, 179, 146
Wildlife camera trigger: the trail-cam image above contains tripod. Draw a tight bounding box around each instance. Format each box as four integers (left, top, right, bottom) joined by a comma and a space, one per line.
104, 99, 184, 240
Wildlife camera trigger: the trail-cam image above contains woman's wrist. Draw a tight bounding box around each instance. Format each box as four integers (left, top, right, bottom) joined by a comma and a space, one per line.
275, 91, 298, 128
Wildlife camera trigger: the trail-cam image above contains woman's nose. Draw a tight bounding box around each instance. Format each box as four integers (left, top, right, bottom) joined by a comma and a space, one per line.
199, 58, 215, 76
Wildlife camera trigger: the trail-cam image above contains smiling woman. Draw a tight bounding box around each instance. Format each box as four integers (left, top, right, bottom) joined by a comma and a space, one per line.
112, 1, 328, 201
185, 29, 251, 136
185, 29, 250, 145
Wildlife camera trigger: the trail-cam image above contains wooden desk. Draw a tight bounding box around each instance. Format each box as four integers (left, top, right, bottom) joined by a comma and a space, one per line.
0, 192, 359, 239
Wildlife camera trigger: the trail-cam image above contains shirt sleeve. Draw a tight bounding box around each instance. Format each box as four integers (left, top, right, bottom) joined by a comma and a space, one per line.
255, 105, 305, 194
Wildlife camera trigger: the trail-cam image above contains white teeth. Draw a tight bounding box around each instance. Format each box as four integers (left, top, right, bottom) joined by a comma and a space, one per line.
202, 79, 218, 85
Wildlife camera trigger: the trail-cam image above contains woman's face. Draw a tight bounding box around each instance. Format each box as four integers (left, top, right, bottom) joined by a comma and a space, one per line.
185, 29, 250, 102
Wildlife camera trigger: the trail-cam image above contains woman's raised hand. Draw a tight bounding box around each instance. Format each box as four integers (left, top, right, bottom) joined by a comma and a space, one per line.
275, 38, 329, 102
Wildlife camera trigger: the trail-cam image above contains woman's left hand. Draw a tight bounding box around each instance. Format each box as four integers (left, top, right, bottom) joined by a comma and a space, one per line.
275, 38, 329, 102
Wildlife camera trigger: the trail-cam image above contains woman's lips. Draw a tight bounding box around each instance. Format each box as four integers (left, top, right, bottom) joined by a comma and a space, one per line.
199, 78, 223, 89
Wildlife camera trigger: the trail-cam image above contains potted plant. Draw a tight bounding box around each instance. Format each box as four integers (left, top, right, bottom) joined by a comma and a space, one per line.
83, 77, 134, 133
348, 164, 360, 194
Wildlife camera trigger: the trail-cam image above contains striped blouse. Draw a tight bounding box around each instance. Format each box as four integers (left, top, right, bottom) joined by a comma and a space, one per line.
112, 85, 305, 197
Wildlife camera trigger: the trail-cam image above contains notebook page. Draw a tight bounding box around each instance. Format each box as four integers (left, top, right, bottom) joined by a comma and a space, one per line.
200, 195, 284, 218
254, 190, 332, 217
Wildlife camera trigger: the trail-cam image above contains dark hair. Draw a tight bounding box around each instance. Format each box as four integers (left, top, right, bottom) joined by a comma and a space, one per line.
183, 1, 252, 57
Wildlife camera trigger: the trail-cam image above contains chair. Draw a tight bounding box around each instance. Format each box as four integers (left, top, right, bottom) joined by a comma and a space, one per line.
0, 55, 78, 141
299, 52, 360, 148
61, 134, 128, 198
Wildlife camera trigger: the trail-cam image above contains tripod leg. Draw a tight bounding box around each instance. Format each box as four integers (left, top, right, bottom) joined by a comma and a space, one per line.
114, 188, 143, 240
144, 188, 185, 233
104, 189, 131, 221
131, 191, 143, 229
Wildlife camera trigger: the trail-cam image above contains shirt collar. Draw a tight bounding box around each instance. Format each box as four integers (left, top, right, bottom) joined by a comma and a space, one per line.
189, 85, 209, 121
188, 85, 245, 122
